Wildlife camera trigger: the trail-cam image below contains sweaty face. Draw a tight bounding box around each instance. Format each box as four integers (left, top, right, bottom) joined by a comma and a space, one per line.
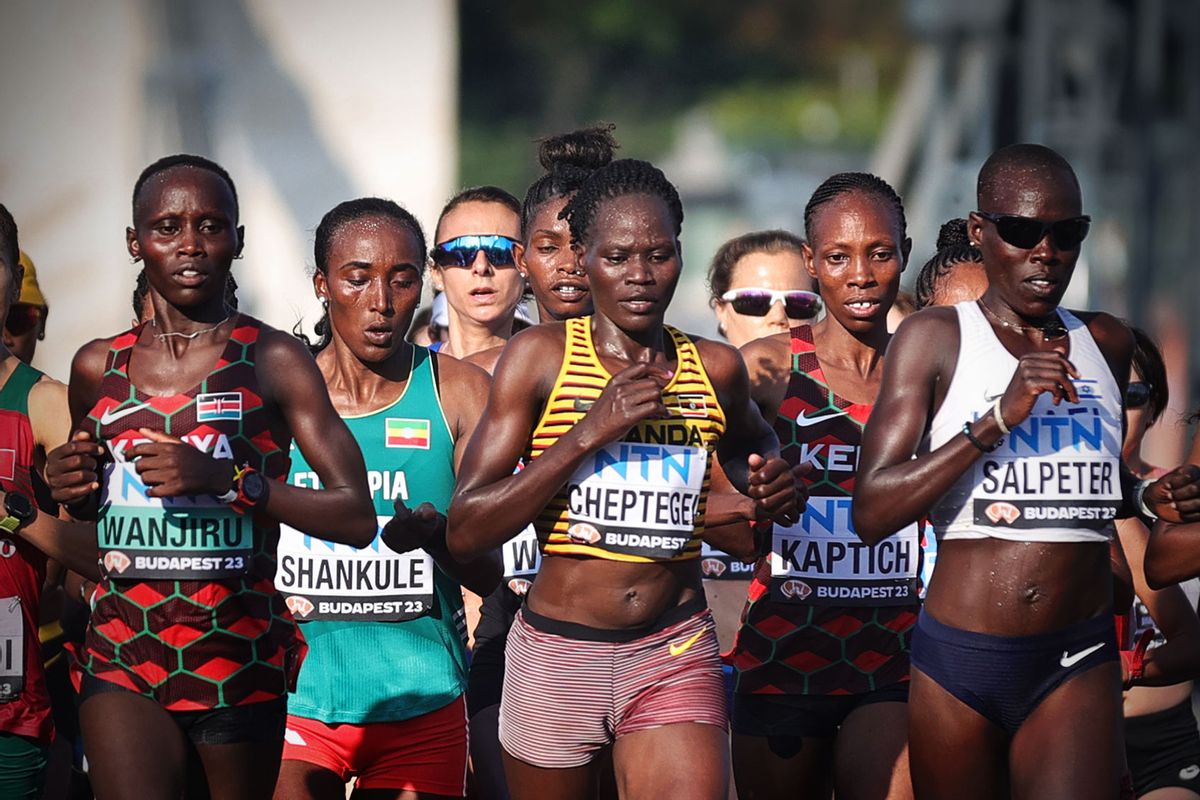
316, 216, 423, 363
714, 250, 811, 347
520, 196, 591, 321
930, 260, 989, 307
971, 165, 1083, 317
578, 193, 681, 334
432, 200, 525, 329
128, 166, 242, 311
804, 191, 906, 335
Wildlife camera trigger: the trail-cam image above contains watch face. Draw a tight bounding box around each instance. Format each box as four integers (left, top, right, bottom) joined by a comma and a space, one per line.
242, 472, 268, 502
5, 492, 35, 522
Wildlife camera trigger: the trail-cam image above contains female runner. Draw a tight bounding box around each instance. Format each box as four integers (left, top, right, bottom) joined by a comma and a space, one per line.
272, 197, 498, 799
428, 187, 527, 360
465, 126, 617, 800
447, 158, 803, 800
853, 143, 1200, 798
44, 155, 375, 800
727, 174, 915, 800
703, 230, 821, 654
913, 219, 987, 309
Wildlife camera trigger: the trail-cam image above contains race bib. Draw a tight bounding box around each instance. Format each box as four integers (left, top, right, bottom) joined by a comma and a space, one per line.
97, 462, 252, 580
769, 497, 920, 606
502, 526, 540, 596
276, 517, 435, 622
700, 541, 755, 581
972, 392, 1121, 531
0, 597, 23, 702
563, 441, 706, 559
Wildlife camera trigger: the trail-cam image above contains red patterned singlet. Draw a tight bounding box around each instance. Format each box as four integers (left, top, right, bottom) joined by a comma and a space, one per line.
0, 362, 53, 742
730, 325, 919, 696
77, 315, 300, 711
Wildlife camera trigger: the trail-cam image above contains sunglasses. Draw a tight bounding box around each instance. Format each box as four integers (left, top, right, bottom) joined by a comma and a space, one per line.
720, 288, 822, 319
4, 304, 44, 336
431, 235, 519, 268
976, 211, 1091, 251
1126, 381, 1153, 409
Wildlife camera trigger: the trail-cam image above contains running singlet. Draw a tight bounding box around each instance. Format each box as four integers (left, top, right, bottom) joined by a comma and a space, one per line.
79, 316, 298, 710
0, 363, 52, 743
530, 317, 725, 562
732, 326, 917, 696
278, 347, 468, 724
929, 303, 1122, 542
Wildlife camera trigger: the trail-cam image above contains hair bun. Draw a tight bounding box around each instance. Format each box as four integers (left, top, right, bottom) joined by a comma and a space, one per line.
936, 218, 971, 251
538, 124, 618, 174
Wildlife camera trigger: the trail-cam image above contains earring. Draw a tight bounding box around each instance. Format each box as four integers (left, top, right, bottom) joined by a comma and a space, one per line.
319, 297, 328, 308
130, 255, 141, 264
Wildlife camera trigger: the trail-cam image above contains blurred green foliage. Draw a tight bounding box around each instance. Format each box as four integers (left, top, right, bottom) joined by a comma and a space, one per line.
458, 0, 909, 191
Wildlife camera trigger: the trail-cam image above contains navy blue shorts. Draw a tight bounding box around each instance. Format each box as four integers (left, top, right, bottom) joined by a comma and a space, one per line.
911, 609, 1116, 736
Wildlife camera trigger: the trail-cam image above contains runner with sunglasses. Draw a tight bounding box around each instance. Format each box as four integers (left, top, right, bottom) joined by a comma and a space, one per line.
3, 252, 48, 366
428, 187, 527, 360
702, 231, 821, 730
1111, 328, 1200, 800
464, 126, 618, 800
448, 159, 803, 800
853, 143, 1200, 798
913, 219, 987, 310
725, 174, 916, 800
272, 198, 499, 800
42, 155, 376, 799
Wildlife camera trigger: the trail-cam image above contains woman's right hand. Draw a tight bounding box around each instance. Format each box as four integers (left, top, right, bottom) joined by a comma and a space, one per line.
575, 362, 672, 450
996, 350, 1081, 430
45, 430, 106, 506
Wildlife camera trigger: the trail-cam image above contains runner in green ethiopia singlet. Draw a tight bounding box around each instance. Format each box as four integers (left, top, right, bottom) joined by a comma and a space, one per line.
276, 347, 466, 723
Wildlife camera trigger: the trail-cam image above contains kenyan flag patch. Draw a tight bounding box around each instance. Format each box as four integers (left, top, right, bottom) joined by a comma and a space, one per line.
386, 418, 431, 449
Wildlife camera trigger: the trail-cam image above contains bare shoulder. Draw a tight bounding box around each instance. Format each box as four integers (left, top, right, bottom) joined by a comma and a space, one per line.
493, 323, 567, 377
71, 336, 118, 384
434, 349, 492, 395
690, 334, 746, 383
464, 344, 504, 376
254, 321, 319, 365
738, 331, 791, 378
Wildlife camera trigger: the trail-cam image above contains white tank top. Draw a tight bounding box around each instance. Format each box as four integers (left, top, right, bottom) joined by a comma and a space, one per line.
928, 301, 1122, 543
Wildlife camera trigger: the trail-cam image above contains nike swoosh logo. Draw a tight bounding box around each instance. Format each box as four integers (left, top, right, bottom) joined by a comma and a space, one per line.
99, 402, 152, 426
1059, 641, 1105, 668
668, 627, 707, 657
795, 409, 849, 427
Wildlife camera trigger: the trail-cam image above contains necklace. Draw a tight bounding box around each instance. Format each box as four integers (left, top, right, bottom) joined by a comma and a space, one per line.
151, 315, 230, 342
977, 300, 1067, 340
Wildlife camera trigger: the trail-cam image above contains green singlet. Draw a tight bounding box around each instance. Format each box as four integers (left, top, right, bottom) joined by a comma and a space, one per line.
277, 347, 465, 723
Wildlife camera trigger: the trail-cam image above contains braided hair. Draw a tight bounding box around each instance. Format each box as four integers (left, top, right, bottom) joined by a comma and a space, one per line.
559, 159, 683, 245
521, 125, 618, 236
0, 203, 18, 280
803, 172, 907, 247
913, 219, 984, 309
132, 154, 239, 222
299, 197, 427, 354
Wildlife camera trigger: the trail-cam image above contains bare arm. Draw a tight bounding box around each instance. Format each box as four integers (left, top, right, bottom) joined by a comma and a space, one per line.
5, 495, 100, 581
1116, 516, 1200, 686
417, 354, 501, 595
43, 339, 112, 517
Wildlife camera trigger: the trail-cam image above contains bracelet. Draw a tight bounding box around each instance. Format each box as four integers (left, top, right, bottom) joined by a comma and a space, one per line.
1122, 629, 1154, 689
1134, 479, 1158, 520
962, 421, 1000, 453
991, 398, 1011, 435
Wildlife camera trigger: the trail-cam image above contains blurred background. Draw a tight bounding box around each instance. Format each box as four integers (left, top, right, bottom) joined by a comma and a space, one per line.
1, 0, 1198, 462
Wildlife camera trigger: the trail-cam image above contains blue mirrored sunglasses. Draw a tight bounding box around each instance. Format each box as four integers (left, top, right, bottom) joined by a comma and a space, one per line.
431, 235, 519, 268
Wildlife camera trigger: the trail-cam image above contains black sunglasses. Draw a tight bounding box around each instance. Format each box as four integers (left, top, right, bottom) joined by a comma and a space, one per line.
4, 304, 44, 336
976, 211, 1091, 251
1125, 381, 1153, 410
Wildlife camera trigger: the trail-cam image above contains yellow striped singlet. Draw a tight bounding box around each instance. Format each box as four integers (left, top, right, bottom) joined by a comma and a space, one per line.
529, 316, 726, 563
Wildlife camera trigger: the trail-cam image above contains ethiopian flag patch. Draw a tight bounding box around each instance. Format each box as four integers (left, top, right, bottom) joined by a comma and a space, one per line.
386, 418, 431, 449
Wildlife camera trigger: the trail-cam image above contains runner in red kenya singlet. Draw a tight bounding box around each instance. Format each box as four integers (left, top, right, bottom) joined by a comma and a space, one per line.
44, 155, 375, 800
727, 174, 916, 800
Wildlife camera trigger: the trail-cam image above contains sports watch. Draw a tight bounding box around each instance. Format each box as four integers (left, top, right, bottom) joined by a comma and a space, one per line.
234, 466, 269, 510
0, 491, 35, 534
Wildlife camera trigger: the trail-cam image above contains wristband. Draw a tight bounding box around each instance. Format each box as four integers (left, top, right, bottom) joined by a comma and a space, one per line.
1121, 628, 1154, 689
991, 398, 1011, 435
962, 421, 1000, 453
1134, 479, 1158, 520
